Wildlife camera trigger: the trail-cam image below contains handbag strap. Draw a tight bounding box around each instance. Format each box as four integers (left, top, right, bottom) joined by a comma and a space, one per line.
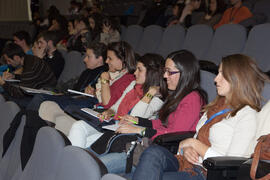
250, 136, 270, 180
251, 140, 263, 179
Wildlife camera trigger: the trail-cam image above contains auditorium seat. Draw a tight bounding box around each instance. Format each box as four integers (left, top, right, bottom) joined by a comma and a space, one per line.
121, 25, 143, 50
156, 24, 186, 58
182, 24, 213, 60
203, 24, 247, 65
136, 25, 164, 55
242, 23, 270, 72
54, 146, 102, 180
58, 50, 86, 84
14, 127, 70, 180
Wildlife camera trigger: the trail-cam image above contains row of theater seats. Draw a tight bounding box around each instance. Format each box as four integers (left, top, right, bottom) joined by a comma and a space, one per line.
120, 23, 270, 72
57, 23, 270, 90
0, 94, 125, 180
0, 70, 269, 180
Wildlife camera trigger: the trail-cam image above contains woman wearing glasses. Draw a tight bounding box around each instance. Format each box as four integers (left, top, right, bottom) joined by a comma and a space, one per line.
99, 50, 207, 173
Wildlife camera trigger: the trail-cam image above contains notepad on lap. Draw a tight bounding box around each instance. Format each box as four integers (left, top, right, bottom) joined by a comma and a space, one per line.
81, 108, 112, 122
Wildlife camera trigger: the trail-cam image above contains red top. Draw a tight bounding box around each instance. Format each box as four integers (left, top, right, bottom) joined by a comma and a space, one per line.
214, 6, 253, 30
101, 73, 135, 109
151, 91, 204, 139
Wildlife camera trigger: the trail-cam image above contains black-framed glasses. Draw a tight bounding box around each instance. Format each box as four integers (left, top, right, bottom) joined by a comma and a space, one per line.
164, 69, 180, 76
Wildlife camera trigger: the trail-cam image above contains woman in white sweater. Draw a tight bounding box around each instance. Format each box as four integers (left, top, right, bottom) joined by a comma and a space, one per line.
132, 54, 270, 180
68, 53, 167, 148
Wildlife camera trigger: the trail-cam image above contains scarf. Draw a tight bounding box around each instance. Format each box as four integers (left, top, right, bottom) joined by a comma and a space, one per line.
176, 97, 230, 175
115, 84, 144, 119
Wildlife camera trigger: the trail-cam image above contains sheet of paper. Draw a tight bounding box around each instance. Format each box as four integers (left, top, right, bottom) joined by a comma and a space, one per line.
4, 79, 20, 82
81, 108, 100, 118
20, 86, 55, 95
102, 124, 119, 131
67, 89, 94, 97
81, 108, 112, 122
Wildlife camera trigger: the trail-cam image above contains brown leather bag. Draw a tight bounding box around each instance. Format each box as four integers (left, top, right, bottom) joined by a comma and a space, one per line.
250, 134, 270, 180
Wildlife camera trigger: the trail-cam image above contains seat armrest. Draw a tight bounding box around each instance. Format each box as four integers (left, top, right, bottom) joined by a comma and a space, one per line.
203, 156, 249, 170
153, 131, 195, 154
153, 131, 195, 144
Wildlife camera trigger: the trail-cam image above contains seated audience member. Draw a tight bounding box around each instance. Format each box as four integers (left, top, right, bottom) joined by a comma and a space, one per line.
170, 0, 205, 28
166, 3, 185, 27
88, 13, 103, 43
197, 0, 226, 27
13, 30, 33, 55
67, 17, 91, 52
99, 17, 121, 45
37, 41, 136, 132
132, 54, 270, 180
68, 53, 168, 148
0, 43, 56, 105
96, 50, 207, 173
214, 0, 253, 29
33, 31, 65, 80
26, 42, 108, 111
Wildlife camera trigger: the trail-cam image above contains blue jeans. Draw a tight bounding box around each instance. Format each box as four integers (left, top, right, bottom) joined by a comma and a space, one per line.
133, 145, 206, 180
26, 93, 98, 111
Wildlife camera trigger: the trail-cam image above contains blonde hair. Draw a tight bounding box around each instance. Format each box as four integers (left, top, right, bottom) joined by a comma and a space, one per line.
204, 54, 270, 116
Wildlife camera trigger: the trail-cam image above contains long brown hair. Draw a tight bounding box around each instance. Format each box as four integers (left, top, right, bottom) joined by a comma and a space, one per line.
204, 54, 270, 116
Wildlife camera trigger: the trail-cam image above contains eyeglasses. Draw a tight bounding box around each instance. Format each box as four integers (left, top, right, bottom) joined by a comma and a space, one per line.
163, 69, 180, 76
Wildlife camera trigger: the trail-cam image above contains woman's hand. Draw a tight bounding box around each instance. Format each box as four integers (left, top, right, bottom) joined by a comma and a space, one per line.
116, 123, 143, 134
148, 86, 160, 96
183, 147, 199, 164
178, 138, 209, 160
100, 72, 110, 81
98, 109, 115, 121
84, 85, 95, 95
2, 72, 14, 80
119, 115, 138, 125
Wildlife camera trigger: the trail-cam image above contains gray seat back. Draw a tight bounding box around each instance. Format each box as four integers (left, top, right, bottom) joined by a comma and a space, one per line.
262, 82, 270, 106
243, 23, 270, 72
183, 24, 213, 60
16, 127, 70, 180
101, 174, 126, 180
136, 25, 164, 55
122, 25, 143, 50
0, 116, 26, 180
200, 70, 217, 103
0, 101, 20, 158
54, 146, 101, 180
203, 24, 247, 65
58, 51, 86, 83
156, 24, 186, 58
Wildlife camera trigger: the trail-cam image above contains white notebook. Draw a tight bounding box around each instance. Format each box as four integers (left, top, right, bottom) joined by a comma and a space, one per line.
81, 108, 113, 122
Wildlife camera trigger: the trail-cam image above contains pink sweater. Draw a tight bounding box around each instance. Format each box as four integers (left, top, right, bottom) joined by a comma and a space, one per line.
151, 91, 203, 139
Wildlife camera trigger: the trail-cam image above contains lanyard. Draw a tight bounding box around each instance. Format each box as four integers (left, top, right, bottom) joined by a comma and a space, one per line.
204, 108, 231, 125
